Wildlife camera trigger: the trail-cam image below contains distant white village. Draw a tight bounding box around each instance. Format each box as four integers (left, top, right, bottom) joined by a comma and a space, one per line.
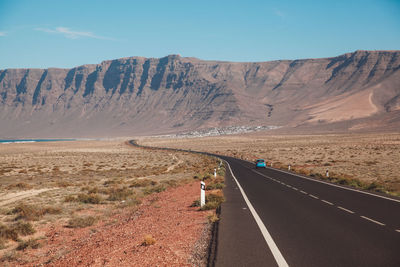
160, 125, 280, 138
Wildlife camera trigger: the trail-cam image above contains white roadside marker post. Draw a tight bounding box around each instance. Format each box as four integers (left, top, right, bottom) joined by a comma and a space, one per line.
326, 169, 329, 178
200, 181, 206, 208
214, 168, 217, 178
288, 164, 291, 171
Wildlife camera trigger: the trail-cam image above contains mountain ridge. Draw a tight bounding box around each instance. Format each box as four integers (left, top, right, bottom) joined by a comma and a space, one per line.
0, 50, 399, 138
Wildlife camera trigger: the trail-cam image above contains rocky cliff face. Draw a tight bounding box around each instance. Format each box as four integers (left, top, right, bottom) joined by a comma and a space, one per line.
0, 50, 399, 138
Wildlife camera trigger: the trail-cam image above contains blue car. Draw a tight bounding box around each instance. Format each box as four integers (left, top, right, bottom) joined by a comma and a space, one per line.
255, 159, 266, 168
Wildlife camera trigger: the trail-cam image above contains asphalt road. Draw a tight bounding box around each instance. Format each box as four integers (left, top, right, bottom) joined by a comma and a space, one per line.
214, 155, 400, 267
128, 140, 400, 266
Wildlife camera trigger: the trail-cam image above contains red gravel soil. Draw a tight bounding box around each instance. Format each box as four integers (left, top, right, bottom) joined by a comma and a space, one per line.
18, 181, 210, 266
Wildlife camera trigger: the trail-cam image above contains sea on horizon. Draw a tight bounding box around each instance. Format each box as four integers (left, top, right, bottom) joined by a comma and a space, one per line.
0, 139, 75, 144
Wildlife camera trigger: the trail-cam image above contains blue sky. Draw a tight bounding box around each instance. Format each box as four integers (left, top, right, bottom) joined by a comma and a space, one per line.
0, 0, 399, 69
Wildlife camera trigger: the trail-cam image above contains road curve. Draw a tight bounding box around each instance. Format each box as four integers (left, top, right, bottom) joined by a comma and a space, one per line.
128, 141, 400, 266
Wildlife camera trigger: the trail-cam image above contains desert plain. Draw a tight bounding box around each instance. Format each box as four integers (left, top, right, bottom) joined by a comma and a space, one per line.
142, 132, 400, 196
0, 132, 399, 265
0, 140, 222, 266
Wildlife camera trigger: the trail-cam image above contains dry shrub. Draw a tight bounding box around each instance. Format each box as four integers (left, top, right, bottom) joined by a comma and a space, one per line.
193, 173, 202, 180
129, 179, 157, 188
273, 162, 284, 169
1, 250, 21, 263
142, 184, 166, 195
52, 166, 60, 172
67, 216, 96, 228
56, 181, 72, 187
10, 203, 61, 221
217, 167, 226, 176
206, 175, 225, 190
80, 186, 90, 191
43, 206, 62, 214
107, 187, 134, 201
190, 199, 201, 207
206, 183, 224, 190
141, 234, 156, 246
202, 173, 212, 181
161, 179, 179, 188
365, 181, 385, 193
6, 183, 32, 190
0, 222, 36, 242
11, 222, 36, 236
0, 237, 6, 250
0, 224, 18, 241
207, 213, 219, 223
313, 171, 387, 194
87, 187, 99, 194
16, 238, 41, 251
200, 193, 225, 211
77, 193, 101, 204
104, 179, 123, 186
296, 168, 311, 176
64, 195, 76, 202
310, 172, 323, 178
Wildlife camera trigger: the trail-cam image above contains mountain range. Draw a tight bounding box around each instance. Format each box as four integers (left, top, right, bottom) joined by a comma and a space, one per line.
0, 50, 399, 138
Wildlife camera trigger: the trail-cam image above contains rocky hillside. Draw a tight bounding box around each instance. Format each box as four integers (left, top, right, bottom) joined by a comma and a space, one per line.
0, 50, 399, 138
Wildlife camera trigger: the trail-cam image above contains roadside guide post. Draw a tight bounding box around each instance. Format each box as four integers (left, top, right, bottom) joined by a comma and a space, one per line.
200, 181, 206, 207
288, 164, 291, 171
214, 168, 217, 178
326, 169, 329, 178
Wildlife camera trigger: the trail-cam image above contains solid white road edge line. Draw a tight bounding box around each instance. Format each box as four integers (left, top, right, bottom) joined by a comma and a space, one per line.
225, 160, 289, 267
360, 216, 385, 226
266, 165, 400, 203
242, 159, 400, 203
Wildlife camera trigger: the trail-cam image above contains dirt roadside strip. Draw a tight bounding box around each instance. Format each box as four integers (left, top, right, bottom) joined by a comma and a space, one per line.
22, 181, 212, 267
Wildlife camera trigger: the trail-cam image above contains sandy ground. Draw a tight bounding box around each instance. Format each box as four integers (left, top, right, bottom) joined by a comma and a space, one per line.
0, 140, 218, 266
141, 133, 400, 194
306, 89, 378, 123
10, 182, 210, 266
0, 188, 53, 207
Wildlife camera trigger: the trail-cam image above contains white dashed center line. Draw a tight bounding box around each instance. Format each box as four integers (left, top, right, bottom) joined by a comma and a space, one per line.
251, 166, 394, 232
337, 206, 355, 214
360, 216, 385, 226
321, 200, 334, 206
